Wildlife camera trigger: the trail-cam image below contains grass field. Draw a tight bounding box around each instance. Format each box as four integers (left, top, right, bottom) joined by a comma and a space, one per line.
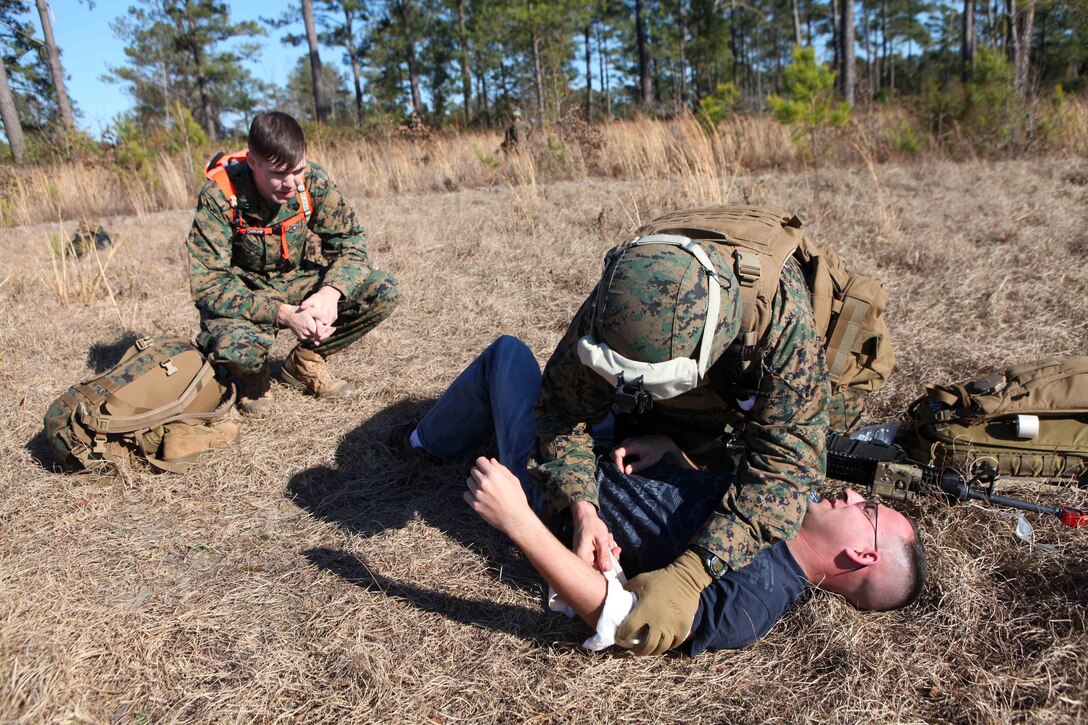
2, 155, 1087, 723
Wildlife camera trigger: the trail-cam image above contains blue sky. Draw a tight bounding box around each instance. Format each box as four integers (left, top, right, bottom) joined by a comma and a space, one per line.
31, 0, 321, 136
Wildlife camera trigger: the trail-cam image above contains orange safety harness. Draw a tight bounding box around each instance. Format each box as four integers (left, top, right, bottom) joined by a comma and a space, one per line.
204, 150, 313, 260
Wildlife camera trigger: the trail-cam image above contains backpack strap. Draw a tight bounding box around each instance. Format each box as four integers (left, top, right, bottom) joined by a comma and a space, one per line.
205, 151, 314, 262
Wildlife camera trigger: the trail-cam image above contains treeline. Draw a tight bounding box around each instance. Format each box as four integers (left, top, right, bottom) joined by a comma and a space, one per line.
0, 0, 1085, 165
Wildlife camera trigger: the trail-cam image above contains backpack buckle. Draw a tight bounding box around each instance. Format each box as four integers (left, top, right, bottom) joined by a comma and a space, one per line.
135, 337, 154, 351
160, 359, 178, 377
734, 251, 762, 286
92, 434, 108, 454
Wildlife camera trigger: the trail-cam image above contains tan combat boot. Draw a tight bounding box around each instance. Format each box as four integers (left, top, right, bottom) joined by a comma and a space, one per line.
281, 346, 355, 398
162, 421, 240, 465
236, 368, 274, 414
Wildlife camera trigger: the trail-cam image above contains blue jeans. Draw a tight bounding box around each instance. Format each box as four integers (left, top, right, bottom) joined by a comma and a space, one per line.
414, 336, 543, 501
415, 336, 730, 575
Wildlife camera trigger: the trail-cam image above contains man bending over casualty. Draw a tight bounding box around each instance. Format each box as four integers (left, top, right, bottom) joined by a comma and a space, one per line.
391, 336, 927, 654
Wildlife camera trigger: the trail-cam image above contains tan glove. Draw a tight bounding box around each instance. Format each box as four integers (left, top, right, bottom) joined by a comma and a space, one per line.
615, 549, 712, 656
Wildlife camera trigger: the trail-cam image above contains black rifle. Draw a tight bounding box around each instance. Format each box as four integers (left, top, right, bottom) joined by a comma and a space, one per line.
826, 433, 1088, 528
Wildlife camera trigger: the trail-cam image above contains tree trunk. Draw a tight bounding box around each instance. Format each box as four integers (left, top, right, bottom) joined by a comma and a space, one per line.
792, 0, 803, 47
181, 4, 217, 140
34, 0, 74, 128
597, 26, 611, 119
0, 55, 25, 165
635, 0, 653, 106
342, 6, 366, 125
1008, 0, 1035, 100
962, 0, 976, 82
830, 0, 839, 73
458, 0, 472, 125
406, 46, 423, 115
731, 0, 741, 86
301, 0, 328, 123
772, 3, 783, 91
531, 29, 545, 118
862, 2, 873, 98
677, 0, 687, 110
985, 0, 996, 48
840, 0, 855, 104
394, 0, 423, 116
881, 0, 888, 90
584, 23, 593, 120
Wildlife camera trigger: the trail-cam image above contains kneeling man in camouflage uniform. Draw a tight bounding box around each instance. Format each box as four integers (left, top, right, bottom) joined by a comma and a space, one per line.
186, 111, 398, 413
535, 208, 838, 654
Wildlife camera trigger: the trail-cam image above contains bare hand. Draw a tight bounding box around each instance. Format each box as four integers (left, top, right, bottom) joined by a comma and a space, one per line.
300, 285, 341, 328
570, 501, 620, 572
612, 434, 696, 474
464, 457, 532, 534
276, 303, 330, 343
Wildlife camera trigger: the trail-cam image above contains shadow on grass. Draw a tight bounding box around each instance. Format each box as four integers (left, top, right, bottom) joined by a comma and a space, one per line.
286, 398, 549, 635
303, 547, 577, 646
87, 332, 141, 373
26, 429, 62, 472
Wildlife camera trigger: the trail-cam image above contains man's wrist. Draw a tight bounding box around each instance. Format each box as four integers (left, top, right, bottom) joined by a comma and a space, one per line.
275, 303, 295, 327
318, 284, 342, 302
569, 500, 599, 520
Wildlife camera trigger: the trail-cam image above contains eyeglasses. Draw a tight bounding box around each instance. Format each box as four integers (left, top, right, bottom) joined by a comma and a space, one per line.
862, 496, 880, 552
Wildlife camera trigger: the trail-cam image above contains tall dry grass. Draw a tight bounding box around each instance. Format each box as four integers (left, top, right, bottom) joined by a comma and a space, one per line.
2, 156, 1087, 722
4, 98, 1085, 228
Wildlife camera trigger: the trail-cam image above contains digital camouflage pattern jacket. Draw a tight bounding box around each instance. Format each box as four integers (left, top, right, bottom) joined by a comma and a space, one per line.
534, 256, 829, 570
186, 161, 373, 325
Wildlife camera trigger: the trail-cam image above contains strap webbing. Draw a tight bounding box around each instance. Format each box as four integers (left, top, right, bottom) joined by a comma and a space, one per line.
826, 294, 871, 380
79, 360, 220, 434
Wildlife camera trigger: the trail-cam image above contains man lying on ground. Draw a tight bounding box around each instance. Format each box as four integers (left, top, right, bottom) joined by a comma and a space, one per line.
391, 336, 927, 654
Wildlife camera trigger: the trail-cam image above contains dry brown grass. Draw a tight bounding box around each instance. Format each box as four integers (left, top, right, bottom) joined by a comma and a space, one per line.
4, 98, 1085, 229
2, 156, 1088, 722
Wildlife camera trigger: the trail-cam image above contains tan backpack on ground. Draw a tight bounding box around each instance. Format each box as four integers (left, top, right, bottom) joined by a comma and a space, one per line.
904, 357, 1088, 480
43, 337, 238, 473
636, 205, 893, 431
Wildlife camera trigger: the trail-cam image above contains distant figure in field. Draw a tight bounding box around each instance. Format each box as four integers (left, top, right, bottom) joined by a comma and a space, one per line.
501, 109, 530, 154
186, 111, 399, 413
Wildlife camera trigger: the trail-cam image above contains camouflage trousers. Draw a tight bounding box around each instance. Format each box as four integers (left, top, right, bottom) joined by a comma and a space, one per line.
198, 268, 399, 377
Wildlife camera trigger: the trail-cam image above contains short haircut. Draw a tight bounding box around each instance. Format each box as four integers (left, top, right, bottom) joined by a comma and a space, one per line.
898, 516, 928, 608
866, 516, 928, 612
248, 112, 306, 167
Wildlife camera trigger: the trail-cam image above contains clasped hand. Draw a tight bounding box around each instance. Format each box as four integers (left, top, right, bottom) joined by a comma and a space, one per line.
276, 286, 341, 344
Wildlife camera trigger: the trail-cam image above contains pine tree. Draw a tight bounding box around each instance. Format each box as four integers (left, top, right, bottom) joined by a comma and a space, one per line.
108, 0, 265, 138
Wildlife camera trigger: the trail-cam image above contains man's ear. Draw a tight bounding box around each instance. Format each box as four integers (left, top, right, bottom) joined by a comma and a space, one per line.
844, 547, 880, 568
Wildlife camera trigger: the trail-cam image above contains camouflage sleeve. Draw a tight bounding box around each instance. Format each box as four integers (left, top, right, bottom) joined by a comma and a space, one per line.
186, 183, 285, 325
693, 258, 829, 569
533, 294, 616, 512
306, 164, 373, 298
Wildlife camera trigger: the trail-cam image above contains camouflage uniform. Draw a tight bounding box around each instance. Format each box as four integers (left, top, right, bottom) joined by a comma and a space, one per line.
186, 161, 398, 376
534, 255, 829, 571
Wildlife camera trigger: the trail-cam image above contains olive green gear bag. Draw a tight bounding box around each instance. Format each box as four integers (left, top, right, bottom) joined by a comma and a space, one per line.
43, 337, 238, 473
903, 357, 1088, 480
636, 206, 894, 431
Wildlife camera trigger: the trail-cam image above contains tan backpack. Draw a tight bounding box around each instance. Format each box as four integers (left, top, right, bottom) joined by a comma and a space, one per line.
636, 205, 893, 430
43, 337, 238, 473
904, 357, 1088, 480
